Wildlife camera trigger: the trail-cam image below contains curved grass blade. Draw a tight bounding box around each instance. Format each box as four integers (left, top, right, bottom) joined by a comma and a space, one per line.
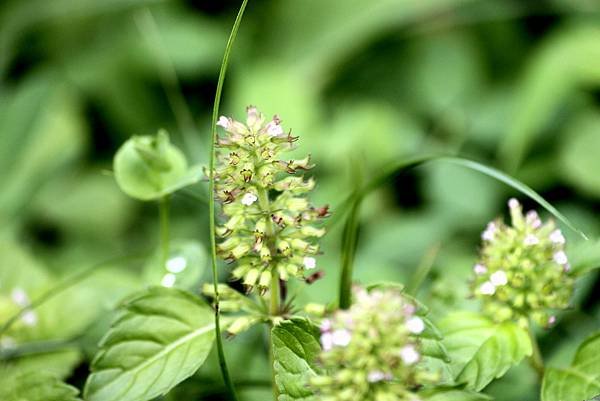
438, 157, 588, 240
337, 155, 587, 308
208, 1, 249, 400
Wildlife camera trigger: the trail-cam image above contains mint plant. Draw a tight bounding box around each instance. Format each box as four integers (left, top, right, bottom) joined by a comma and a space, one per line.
471, 198, 574, 327
213, 107, 326, 292
2, 1, 600, 401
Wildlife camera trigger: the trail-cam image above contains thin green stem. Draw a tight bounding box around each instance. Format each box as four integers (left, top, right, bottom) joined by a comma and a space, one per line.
0, 252, 146, 339
338, 196, 361, 309
257, 185, 280, 401
208, 1, 248, 400
159, 195, 170, 268
338, 158, 365, 310
269, 273, 280, 401
528, 324, 545, 379
406, 243, 440, 296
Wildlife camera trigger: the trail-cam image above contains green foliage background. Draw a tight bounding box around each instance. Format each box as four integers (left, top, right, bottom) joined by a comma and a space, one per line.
1, 0, 600, 400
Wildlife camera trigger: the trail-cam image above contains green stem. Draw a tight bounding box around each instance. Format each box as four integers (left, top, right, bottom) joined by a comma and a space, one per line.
406, 243, 440, 296
528, 324, 545, 379
338, 196, 361, 309
208, 1, 248, 400
257, 186, 280, 401
0, 252, 146, 339
159, 195, 170, 268
269, 274, 280, 401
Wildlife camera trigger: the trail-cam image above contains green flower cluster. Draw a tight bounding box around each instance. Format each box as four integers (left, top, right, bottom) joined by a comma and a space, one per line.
471, 198, 574, 327
311, 286, 429, 401
214, 106, 327, 292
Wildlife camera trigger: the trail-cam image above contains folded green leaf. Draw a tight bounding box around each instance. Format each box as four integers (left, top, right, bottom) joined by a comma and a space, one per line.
272, 318, 322, 401
84, 287, 215, 401
440, 311, 532, 391
542, 331, 600, 401
0, 371, 81, 401
113, 130, 202, 201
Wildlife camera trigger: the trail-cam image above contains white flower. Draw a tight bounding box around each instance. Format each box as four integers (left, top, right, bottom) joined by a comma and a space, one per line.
524, 234, 539, 246
526, 210, 542, 228
482, 222, 496, 241
11, 288, 29, 307
480, 281, 496, 295
217, 116, 230, 129
403, 303, 416, 316
321, 332, 334, 351
367, 370, 387, 383
265, 119, 283, 136
21, 311, 37, 326
166, 256, 187, 273
490, 270, 508, 286
406, 316, 425, 334
161, 273, 176, 288
399, 345, 420, 365
241, 192, 258, 206
246, 106, 260, 126
331, 329, 352, 347
553, 251, 568, 265
550, 229, 565, 245
508, 198, 520, 209
473, 263, 487, 275
320, 319, 332, 333
303, 256, 316, 270
547, 315, 557, 326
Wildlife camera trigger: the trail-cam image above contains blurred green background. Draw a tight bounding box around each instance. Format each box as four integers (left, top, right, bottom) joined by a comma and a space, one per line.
1, 0, 600, 400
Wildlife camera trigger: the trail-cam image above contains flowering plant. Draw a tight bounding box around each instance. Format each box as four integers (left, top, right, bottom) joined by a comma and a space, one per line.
2, 3, 600, 401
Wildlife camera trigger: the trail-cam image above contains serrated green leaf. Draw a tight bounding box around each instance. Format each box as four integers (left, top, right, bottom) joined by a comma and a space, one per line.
0, 371, 81, 401
272, 318, 321, 401
542, 332, 600, 401
419, 386, 493, 401
421, 338, 451, 363
440, 311, 532, 391
84, 287, 215, 401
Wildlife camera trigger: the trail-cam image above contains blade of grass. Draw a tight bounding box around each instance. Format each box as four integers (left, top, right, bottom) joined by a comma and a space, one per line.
439, 157, 588, 240
208, 1, 248, 400
337, 155, 588, 309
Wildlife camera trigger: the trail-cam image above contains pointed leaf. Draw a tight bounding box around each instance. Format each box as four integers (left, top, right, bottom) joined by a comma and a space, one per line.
84, 287, 215, 401
440, 311, 532, 391
542, 332, 600, 401
272, 318, 321, 401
